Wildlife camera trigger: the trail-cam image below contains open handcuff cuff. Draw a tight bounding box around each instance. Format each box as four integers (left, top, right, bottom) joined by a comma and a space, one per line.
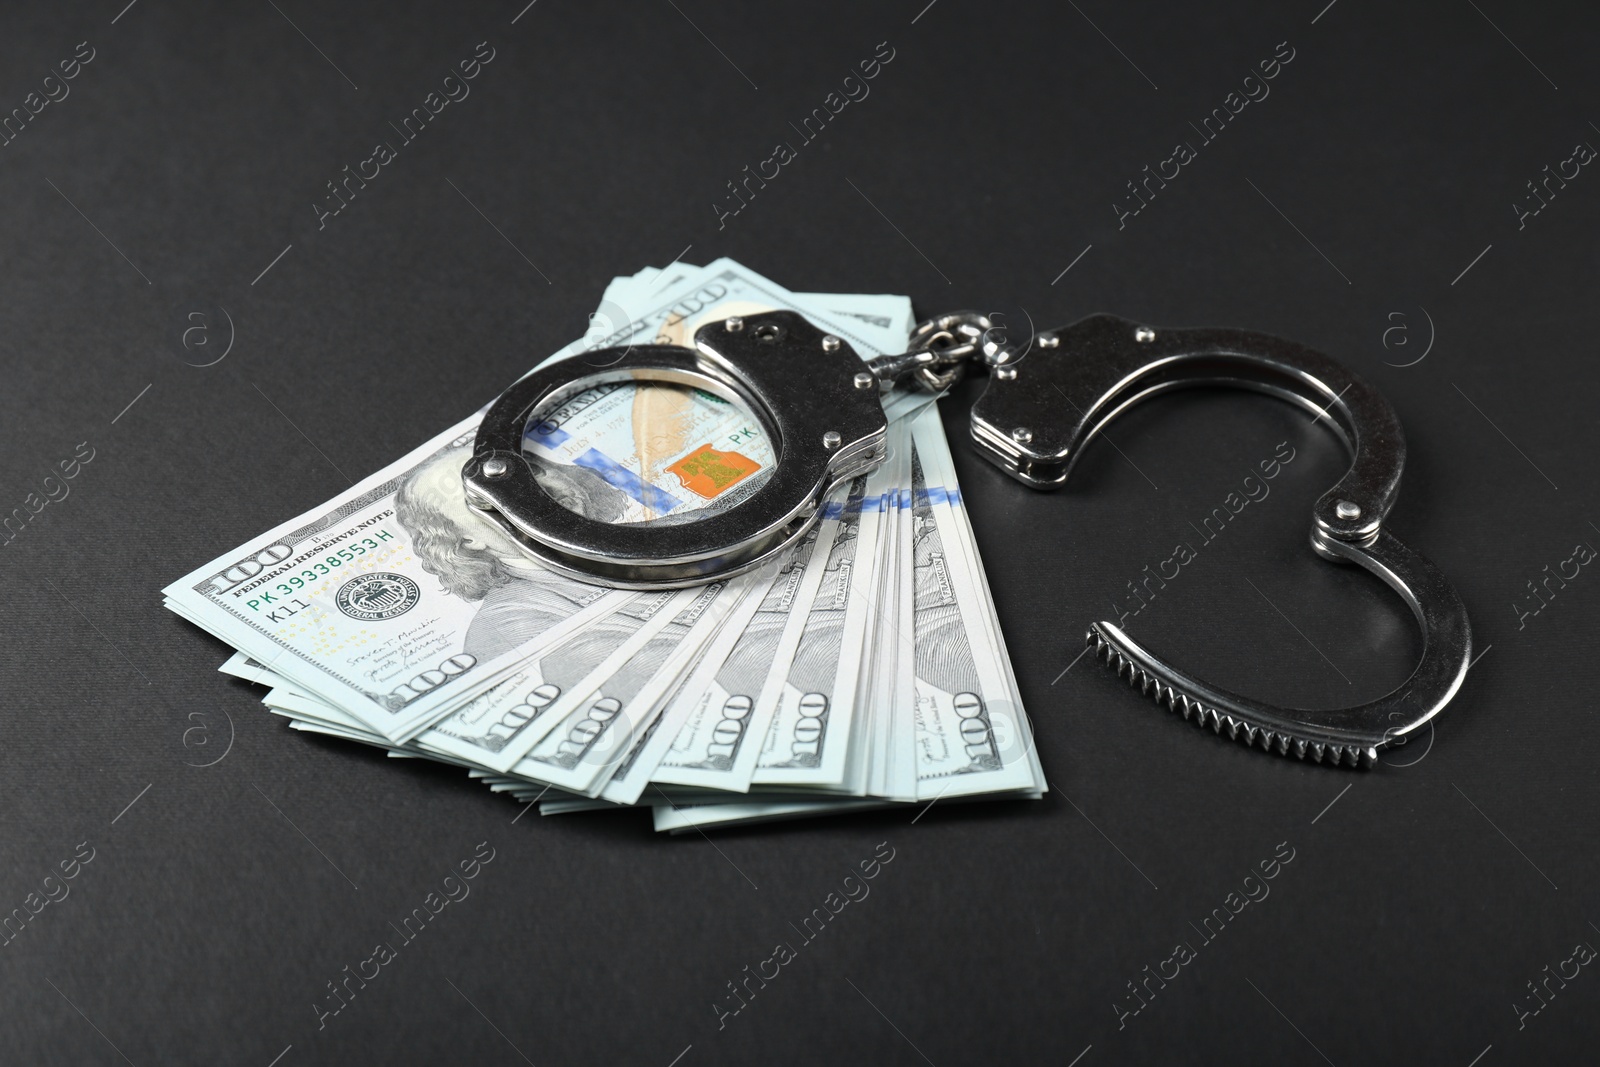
464, 309, 1471, 769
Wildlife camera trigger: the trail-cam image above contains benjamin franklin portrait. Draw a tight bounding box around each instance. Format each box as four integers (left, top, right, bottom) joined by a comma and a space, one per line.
394, 445, 626, 662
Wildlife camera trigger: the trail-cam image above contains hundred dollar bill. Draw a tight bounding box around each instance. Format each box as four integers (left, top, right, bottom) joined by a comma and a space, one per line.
163, 419, 632, 743
601, 263, 696, 310
599, 268, 910, 361
749, 463, 887, 791
186, 270, 1034, 829
650, 513, 830, 790
418, 588, 682, 771
905, 409, 1042, 800
518, 261, 924, 531
416, 271, 934, 767
852, 437, 903, 800
217, 579, 681, 782
883, 430, 920, 801
284, 718, 393, 745
264, 692, 375, 736
166, 262, 908, 744
509, 578, 741, 795
651, 797, 891, 834
218, 651, 278, 687
912, 412, 1048, 797
795, 292, 915, 347
719, 474, 875, 791
596, 560, 782, 806
252, 584, 678, 774
522, 378, 774, 526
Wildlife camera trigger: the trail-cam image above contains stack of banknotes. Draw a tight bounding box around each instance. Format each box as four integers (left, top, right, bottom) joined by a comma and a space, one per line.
163, 259, 1046, 832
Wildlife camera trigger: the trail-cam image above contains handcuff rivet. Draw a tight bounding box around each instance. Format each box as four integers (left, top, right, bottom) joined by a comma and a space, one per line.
1135, 327, 1156, 343
1335, 500, 1362, 520
853, 371, 876, 390
1012, 427, 1033, 444
822, 335, 842, 352
822, 430, 842, 449
724, 316, 745, 332
1038, 333, 1059, 349
481, 457, 509, 478
996, 365, 1018, 381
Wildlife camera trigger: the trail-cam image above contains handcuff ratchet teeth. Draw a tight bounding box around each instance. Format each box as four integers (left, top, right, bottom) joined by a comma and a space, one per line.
467, 309, 1472, 768
970, 312, 1471, 768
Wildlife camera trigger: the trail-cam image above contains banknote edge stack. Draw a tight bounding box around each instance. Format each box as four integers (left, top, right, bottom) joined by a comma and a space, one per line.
163, 259, 1047, 832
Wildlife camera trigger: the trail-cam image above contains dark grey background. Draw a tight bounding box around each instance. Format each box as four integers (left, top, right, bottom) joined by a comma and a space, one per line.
2, 0, 1596, 1063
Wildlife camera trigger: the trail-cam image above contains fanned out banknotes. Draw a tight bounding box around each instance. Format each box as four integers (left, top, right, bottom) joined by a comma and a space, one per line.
163, 259, 1046, 832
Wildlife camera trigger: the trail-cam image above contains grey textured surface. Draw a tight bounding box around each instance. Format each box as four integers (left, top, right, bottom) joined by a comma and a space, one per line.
2, 1, 1596, 1063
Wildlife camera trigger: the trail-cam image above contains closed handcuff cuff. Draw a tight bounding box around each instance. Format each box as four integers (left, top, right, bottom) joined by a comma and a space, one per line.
463, 309, 1471, 769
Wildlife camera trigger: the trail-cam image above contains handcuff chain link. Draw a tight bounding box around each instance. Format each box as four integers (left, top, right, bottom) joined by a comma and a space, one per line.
868, 310, 1006, 393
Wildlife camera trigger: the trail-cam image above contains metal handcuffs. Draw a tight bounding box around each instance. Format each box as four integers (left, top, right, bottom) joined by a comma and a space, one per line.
465, 310, 1471, 768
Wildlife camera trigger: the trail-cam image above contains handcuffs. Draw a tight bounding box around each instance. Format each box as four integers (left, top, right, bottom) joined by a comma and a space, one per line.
464, 309, 1471, 768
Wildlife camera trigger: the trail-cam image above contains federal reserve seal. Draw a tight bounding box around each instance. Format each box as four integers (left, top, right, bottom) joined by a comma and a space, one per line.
335, 572, 420, 621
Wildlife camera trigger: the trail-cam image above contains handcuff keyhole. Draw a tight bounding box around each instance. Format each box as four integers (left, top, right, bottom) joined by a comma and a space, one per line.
753, 323, 784, 343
